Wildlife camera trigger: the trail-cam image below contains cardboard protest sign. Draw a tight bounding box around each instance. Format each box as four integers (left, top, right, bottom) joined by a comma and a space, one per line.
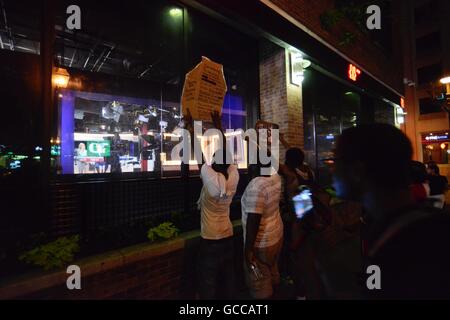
181, 56, 227, 121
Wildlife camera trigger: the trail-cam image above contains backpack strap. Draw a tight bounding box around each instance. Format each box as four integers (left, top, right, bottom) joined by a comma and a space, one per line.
369, 207, 443, 257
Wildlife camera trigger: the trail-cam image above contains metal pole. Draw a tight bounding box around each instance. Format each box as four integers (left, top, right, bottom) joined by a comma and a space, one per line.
40, 0, 56, 233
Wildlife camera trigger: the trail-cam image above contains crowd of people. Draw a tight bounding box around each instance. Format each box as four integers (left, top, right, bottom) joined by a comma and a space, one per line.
184, 112, 450, 300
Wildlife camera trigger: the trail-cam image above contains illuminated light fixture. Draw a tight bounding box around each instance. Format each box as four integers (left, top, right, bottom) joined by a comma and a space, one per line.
348, 64, 361, 82
169, 8, 182, 17
441, 143, 447, 150
400, 97, 405, 109
396, 107, 406, 125
440, 76, 450, 85
289, 50, 311, 86
52, 67, 70, 88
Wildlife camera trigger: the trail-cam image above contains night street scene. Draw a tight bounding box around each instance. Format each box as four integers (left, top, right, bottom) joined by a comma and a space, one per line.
1, 0, 450, 307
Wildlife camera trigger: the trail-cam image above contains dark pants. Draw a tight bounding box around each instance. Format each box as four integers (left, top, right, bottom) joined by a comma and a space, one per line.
197, 236, 235, 300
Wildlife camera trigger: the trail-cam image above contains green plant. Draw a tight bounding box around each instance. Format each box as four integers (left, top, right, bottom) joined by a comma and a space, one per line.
338, 32, 357, 47
19, 235, 80, 270
320, 9, 343, 31
341, 5, 366, 30
147, 222, 179, 243
325, 187, 337, 199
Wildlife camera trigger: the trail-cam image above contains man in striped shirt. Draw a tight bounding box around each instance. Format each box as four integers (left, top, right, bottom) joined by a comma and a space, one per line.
242, 162, 283, 299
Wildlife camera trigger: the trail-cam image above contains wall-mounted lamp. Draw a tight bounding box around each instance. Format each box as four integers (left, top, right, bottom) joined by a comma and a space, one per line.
169, 7, 182, 18
440, 76, 450, 97
52, 67, 70, 88
396, 106, 406, 125
289, 51, 311, 86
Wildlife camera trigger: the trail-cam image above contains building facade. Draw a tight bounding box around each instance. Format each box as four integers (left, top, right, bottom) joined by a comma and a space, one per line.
401, 0, 450, 167
0, 0, 404, 251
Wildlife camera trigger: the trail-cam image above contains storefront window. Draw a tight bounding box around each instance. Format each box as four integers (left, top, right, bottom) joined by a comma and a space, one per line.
53, 0, 257, 176
303, 68, 396, 186
422, 132, 450, 164
0, 1, 42, 175
374, 99, 396, 125
303, 69, 361, 185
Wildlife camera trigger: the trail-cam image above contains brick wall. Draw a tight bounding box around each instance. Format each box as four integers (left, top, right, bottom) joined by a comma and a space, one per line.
267, 0, 404, 94
19, 250, 195, 300
259, 40, 304, 162
0, 225, 245, 300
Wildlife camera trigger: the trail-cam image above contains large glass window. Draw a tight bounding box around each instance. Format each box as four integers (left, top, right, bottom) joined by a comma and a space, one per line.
420, 97, 443, 115
303, 69, 360, 185
417, 62, 442, 86
303, 68, 395, 186
53, 0, 258, 176
0, 1, 42, 175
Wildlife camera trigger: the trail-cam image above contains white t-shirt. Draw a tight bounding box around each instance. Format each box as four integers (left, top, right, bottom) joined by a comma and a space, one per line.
241, 174, 283, 248
198, 164, 239, 240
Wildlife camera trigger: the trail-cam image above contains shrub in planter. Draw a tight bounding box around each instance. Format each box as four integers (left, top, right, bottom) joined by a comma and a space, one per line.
147, 222, 179, 243
19, 235, 80, 271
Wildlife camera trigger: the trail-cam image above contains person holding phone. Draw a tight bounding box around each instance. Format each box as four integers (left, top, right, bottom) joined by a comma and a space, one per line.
277, 134, 317, 299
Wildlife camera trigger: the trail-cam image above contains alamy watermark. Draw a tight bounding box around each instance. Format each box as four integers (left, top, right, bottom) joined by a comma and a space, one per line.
366, 265, 381, 290
171, 122, 279, 175
66, 5, 81, 30
66, 265, 81, 290
366, 5, 381, 30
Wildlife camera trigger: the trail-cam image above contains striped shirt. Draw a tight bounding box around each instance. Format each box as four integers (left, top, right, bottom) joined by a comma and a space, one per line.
241, 174, 283, 248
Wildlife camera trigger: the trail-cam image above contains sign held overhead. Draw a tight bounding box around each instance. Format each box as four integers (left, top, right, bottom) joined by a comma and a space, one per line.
181, 56, 227, 121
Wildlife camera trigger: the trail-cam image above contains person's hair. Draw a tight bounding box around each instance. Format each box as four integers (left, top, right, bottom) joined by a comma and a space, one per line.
336, 123, 413, 188
427, 162, 440, 175
248, 147, 273, 180
285, 148, 305, 169
410, 160, 427, 184
211, 148, 232, 180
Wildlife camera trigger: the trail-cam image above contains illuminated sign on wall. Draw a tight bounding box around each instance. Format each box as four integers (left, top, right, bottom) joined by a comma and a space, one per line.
425, 135, 448, 142
87, 141, 111, 157
348, 64, 361, 82
422, 132, 450, 144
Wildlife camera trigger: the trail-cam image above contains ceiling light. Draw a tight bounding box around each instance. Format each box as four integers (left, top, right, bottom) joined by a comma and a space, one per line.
440, 76, 450, 85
